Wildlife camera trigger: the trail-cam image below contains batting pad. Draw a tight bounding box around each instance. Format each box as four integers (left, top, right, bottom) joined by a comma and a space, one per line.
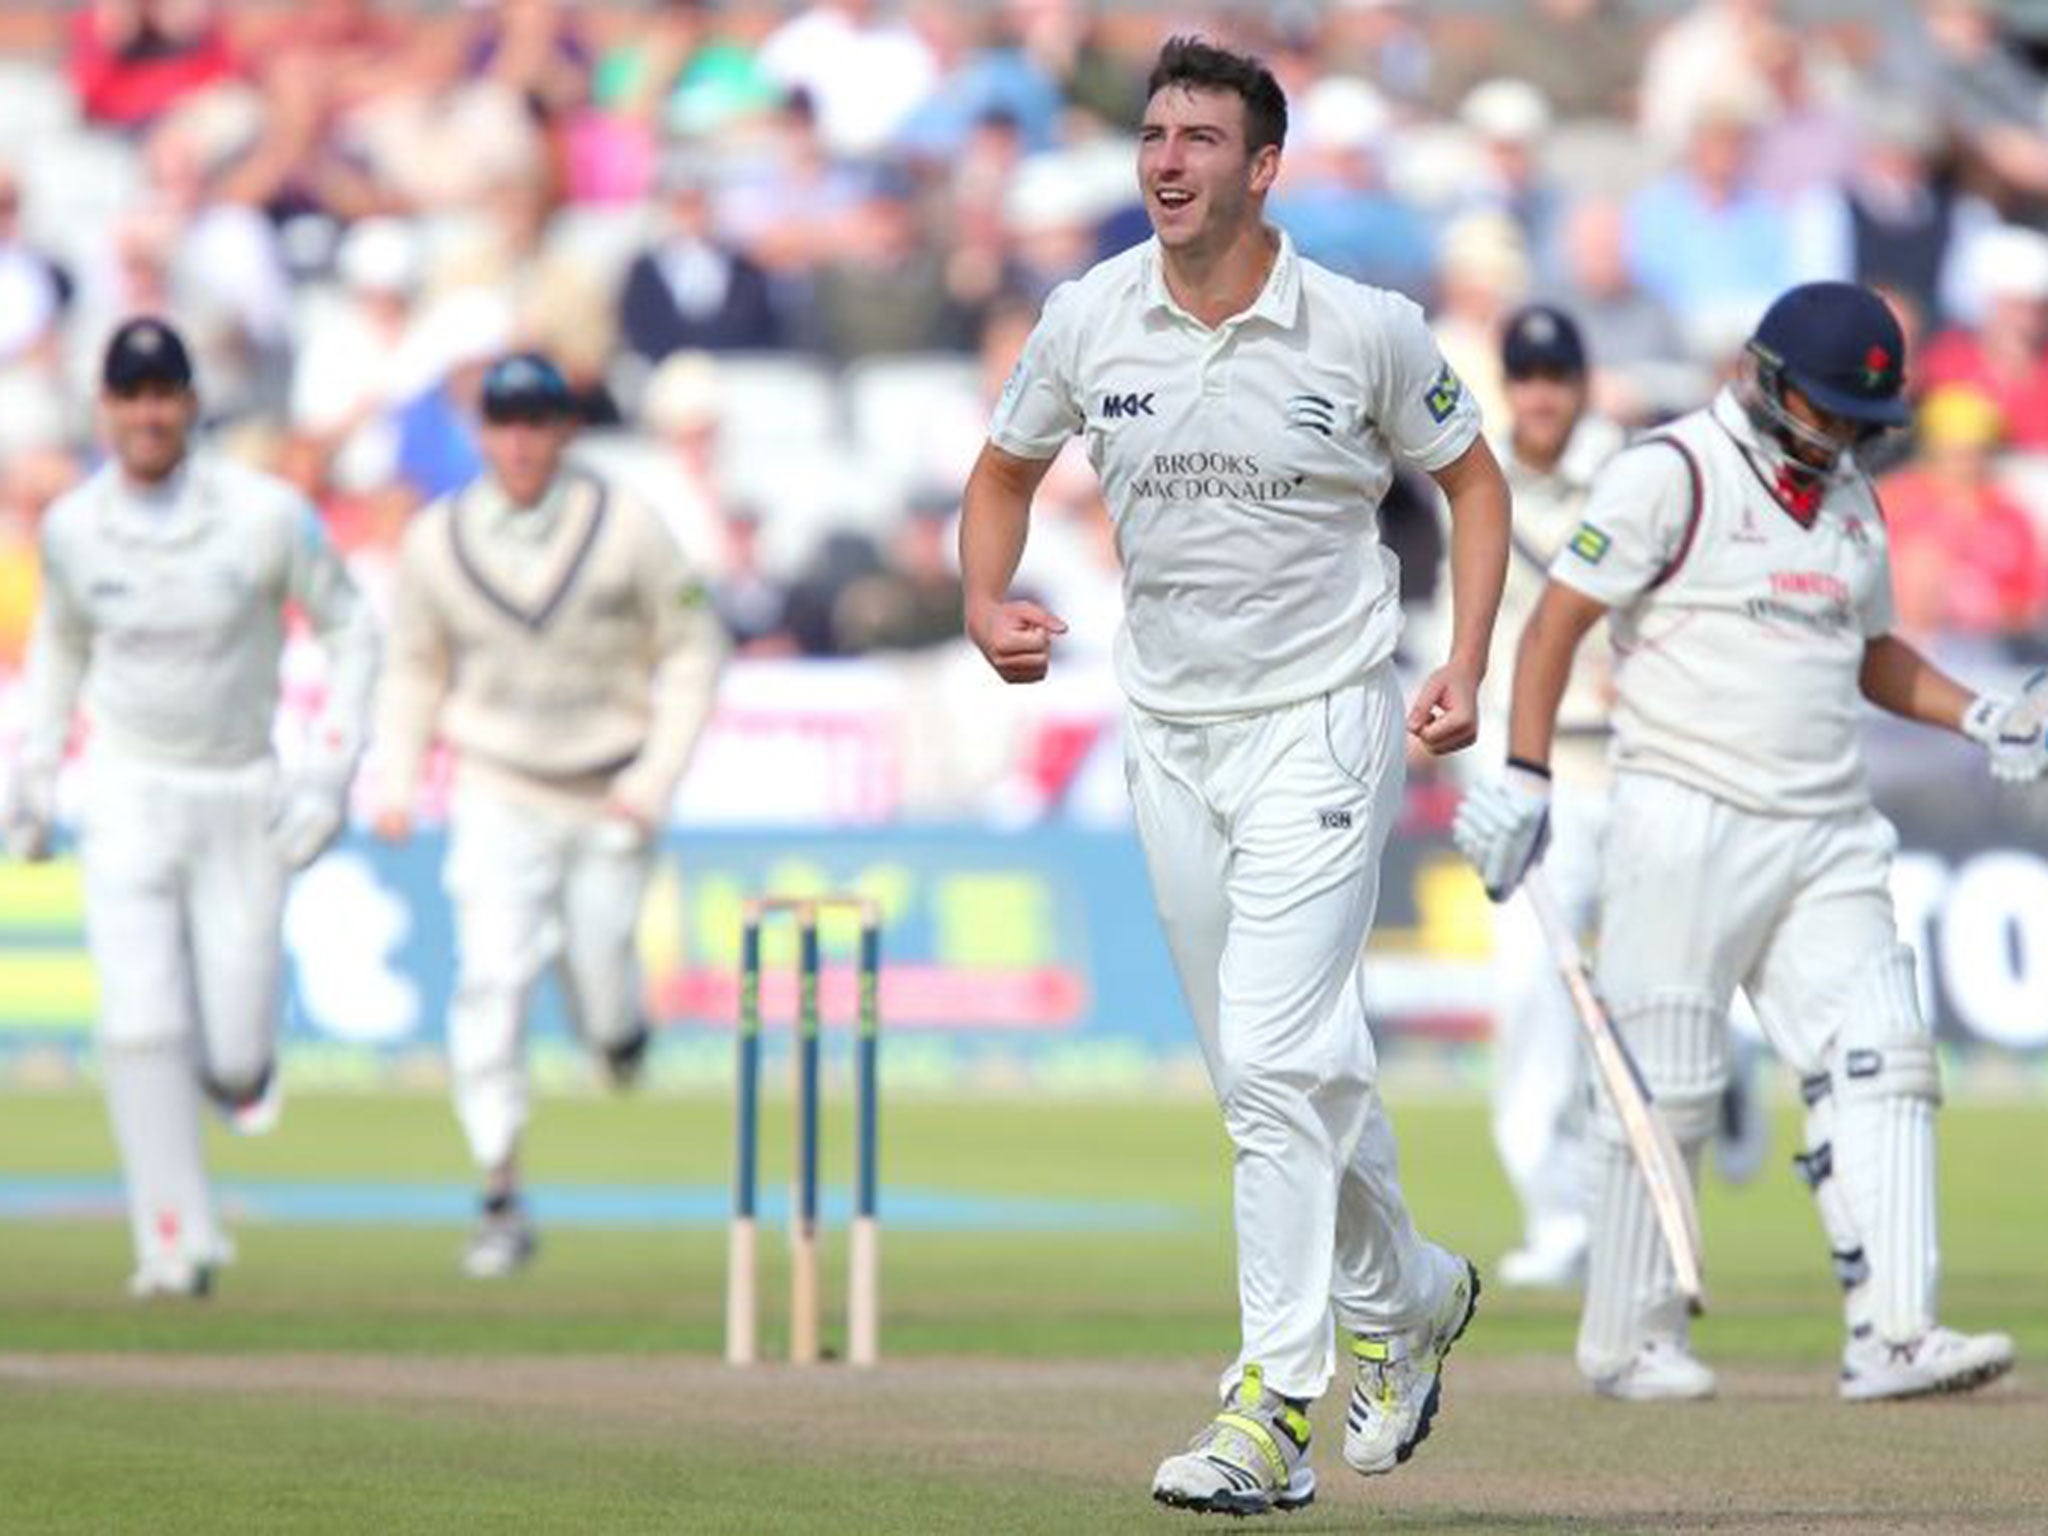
1600, 991, 1729, 1144
1830, 946, 1941, 1343
1578, 992, 1721, 1379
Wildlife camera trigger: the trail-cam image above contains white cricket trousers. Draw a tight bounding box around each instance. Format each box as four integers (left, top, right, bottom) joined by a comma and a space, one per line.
82, 753, 287, 1271
444, 786, 656, 1171
1489, 784, 1605, 1255
1580, 771, 1935, 1375
1125, 668, 1454, 1402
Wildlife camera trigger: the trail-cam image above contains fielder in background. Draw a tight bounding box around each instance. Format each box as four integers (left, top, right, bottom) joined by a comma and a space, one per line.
1456, 281, 2039, 1402
4, 316, 378, 1298
1473, 304, 1625, 1289
372, 352, 726, 1279
962, 38, 1510, 1517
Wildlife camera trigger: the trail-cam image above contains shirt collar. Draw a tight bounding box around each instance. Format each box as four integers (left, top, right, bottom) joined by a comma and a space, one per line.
1140, 227, 1302, 332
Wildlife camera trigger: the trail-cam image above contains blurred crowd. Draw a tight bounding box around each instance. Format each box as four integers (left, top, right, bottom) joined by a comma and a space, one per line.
4, 0, 2048, 680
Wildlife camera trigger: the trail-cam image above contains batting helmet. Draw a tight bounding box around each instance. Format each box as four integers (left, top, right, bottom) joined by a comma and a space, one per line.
1746, 282, 1908, 429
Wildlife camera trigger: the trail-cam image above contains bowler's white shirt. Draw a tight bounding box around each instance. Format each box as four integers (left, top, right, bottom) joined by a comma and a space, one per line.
991, 232, 1481, 719
1549, 390, 1894, 817
26, 455, 375, 773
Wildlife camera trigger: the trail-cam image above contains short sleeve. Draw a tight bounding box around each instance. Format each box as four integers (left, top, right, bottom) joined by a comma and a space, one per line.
1371, 293, 1482, 472
1547, 440, 1699, 608
1863, 497, 1898, 639
988, 282, 1084, 460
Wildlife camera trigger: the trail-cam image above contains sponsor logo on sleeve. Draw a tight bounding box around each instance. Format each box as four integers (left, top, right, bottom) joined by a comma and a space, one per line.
1101, 391, 1156, 419
1424, 364, 1463, 423
1569, 523, 1611, 564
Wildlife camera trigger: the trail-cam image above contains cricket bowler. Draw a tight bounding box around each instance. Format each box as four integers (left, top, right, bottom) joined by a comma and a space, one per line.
961, 38, 1511, 1516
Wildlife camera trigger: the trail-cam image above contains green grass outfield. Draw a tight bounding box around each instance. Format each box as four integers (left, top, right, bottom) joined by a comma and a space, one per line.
2, 1090, 2044, 1533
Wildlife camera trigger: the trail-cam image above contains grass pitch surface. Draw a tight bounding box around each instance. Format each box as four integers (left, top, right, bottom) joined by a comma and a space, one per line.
1, 1089, 2043, 1532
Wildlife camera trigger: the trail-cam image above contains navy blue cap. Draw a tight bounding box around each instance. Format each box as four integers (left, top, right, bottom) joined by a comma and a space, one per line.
102, 316, 194, 391
1501, 304, 1586, 378
480, 351, 574, 422
1749, 281, 1907, 427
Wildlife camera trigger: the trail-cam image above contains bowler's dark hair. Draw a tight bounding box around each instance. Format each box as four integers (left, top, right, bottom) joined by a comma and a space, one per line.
1146, 36, 1288, 155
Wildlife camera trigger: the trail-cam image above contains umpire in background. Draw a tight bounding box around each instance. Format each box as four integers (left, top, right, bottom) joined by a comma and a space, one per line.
372, 351, 726, 1278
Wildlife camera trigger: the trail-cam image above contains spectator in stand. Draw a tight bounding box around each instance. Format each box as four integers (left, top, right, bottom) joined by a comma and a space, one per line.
597, 0, 775, 133
1637, 0, 1782, 154
834, 492, 966, 654
1745, 20, 1860, 203
140, 91, 296, 423
1788, 96, 1991, 333
619, 158, 784, 362
1323, 0, 1436, 112
1624, 95, 1795, 326
1546, 196, 1687, 426
1887, 0, 2048, 210
464, 0, 592, 130
391, 291, 517, 502
1455, 80, 1566, 288
1268, 77, 1435, 298
1011, 0, 1145, 133
711, 506, 798, 657
70, 0, 240, 132
719, 90, 870, 282
1432, 211, 1533, 435
0, 162, 69, 377
1881, 386, 2048, 640
897, 9, 1066, 159
809, 173, 976, 363
1917, 226, 2048, 451
757, 0, 940, 160
636, 349, 727, 566
292, 218, 428, 492
1431, 0, 1639, 123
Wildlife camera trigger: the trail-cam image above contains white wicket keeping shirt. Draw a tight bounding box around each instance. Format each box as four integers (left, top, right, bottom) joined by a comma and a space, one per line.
1549, 390, 1895, 817
25, 454, 375, 774
990, 232, 1482, 719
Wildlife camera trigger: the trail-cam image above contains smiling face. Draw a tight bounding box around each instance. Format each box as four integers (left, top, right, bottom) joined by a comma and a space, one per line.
102, 381, 197, 484
1138, 85, 1279, 259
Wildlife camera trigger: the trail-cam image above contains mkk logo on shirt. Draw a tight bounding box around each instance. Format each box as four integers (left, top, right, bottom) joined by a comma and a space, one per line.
1101, 391, 1156, 419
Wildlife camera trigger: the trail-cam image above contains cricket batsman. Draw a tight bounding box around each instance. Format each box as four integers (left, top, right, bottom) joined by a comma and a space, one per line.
5, 316, 379, 1297
372, 351, 726, 1279
1456, 280, 2036, 1400
962, 38, 1511, 1516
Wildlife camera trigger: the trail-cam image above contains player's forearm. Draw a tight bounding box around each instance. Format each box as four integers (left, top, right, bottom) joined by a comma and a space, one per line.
21, 607, 88, 774
958, 444, 1041, 616
1860, 634, 1973, 732
313, 599, 382, 773
1507, 584, 1604, 769
1435, 440, 1511, 676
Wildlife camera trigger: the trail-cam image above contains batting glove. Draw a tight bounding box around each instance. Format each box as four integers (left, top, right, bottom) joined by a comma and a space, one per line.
1962, 685, 2048, 784
1452, 762, 1553, 902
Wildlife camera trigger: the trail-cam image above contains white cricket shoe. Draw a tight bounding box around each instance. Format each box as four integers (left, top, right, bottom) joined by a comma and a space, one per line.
1839, 1326, 2015, 1402
1342, 1253, 1480, 1476
209, 1066, 283, 1137
1152, 1367, 1316, 1517
461, 1207, 537, 1279
127, 1258, 213, 1300
1591, 1337, 1717, 1402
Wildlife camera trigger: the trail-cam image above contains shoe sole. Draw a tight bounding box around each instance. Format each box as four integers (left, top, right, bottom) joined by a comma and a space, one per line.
1841, 1354, 2014, 1403
1151, 1487, 1314, 1517
1343, 1259, 1481, 1476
